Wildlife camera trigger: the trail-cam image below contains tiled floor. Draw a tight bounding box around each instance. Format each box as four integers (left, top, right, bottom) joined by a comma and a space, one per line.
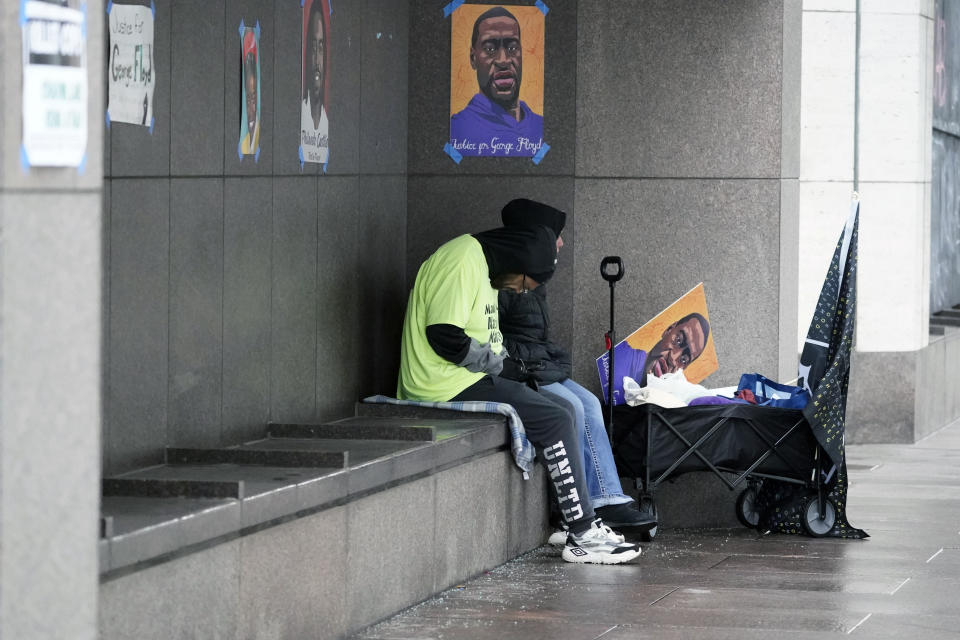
351, 421, 960, 639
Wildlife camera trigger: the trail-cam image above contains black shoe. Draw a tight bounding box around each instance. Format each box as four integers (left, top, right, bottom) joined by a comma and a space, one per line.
595, 502, 657, 534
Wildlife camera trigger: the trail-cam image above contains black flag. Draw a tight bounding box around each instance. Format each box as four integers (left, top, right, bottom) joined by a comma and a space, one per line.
757, 199, 867, 538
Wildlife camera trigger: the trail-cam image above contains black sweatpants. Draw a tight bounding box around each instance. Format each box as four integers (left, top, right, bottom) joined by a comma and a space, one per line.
451, 375, 596, 531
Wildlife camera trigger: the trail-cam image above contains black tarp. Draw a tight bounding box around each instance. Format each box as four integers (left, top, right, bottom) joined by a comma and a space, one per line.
784, 199, 866, 538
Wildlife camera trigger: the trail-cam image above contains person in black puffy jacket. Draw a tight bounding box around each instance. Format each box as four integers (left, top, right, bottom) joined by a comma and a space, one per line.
499, 199, 656, 539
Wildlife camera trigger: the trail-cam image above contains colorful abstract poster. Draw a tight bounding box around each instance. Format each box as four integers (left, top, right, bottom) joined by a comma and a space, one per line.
449, 4, 545, 158
597, 283, 718, 405
107, 2, 155, 128
21, 0, 88, 168
300, 0, 330, 165
239, 26, 260, 158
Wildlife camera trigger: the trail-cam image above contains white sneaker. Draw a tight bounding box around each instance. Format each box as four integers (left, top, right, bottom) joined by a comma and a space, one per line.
549, 523, 624, 546
547, 528, 568, 546
561, 519, 641, 565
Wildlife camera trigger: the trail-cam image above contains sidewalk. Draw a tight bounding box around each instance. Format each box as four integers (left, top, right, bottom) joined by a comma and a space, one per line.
351, 420, 960, 639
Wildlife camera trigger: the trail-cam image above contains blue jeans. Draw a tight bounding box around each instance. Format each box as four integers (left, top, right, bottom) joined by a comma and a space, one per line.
542, 379, 633, 507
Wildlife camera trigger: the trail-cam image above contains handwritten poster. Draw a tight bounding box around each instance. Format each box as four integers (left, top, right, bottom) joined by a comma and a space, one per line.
449, 4, 545, 158
21, 0, 88, 167
107, 3, 155, 128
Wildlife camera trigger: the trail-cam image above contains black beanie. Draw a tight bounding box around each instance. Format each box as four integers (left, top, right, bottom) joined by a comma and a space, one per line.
473, 225, 557, 285
501, 198, 566, 237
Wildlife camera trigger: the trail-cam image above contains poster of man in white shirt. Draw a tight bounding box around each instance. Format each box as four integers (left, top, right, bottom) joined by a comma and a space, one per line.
300, 0, 329, 165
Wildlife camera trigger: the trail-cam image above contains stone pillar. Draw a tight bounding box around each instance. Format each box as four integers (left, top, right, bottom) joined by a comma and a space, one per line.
800, 0, 937, 442
0, 1, 104, 638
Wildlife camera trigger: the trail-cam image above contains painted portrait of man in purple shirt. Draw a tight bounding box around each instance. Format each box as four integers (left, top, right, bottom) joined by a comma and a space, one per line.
449, 6, 544, 158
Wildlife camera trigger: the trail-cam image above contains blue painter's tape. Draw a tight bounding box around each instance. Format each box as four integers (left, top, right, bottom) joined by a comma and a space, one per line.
106, 1, 113, 15
149, 116, 155, 135
20, 145, 30, 172
238, 19, 245, 38
300, 0, 305, 7
531, 142, 550, 165
535, 0, 549, 15
298, 146, 305, 171
255, 145, 261, 163
150, 0, 155, 18
19, 0, 27, 27
254, 20, 260, 39
328, 0, 332, 16
105, 110, 111, 129
442, 0, 464, 18
237, 139, 244, 159
322, 150, 329, 174
77, 154, 87, 176
444, 143, 463, 165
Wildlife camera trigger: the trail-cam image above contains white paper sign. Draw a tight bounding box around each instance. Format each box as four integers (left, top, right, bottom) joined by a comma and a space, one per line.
107, 3, 155, 127
21, 0, 88, 167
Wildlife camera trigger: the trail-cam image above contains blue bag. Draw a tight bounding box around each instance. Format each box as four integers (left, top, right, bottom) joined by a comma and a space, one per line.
736, 373, 810, 409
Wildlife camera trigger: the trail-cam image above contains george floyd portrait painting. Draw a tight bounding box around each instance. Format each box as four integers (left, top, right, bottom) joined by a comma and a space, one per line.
448, 4, 545, 158
597, 283, 719, 405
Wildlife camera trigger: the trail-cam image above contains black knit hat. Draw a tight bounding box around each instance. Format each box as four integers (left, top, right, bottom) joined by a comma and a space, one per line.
473, 225, 557, 285
500, 199, 566, 237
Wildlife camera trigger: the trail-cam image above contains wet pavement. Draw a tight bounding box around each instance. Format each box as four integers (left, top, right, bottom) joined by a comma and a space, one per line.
351, 420, 960, 639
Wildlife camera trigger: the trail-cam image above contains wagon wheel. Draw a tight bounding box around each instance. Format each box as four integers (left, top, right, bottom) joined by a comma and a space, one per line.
800, 495, 837, 537
638, 496, 658, 542
735, 486, 761, 529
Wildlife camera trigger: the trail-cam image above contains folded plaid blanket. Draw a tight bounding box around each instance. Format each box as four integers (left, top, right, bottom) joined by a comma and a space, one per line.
362, 395, 534, 478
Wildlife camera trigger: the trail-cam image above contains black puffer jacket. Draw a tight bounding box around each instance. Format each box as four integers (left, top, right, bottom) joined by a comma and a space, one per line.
498, 285, 572, 385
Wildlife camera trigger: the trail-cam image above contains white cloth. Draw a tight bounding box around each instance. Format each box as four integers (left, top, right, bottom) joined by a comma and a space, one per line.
644, 370, 710, 403
623, 376, 686, 408
300, 98, 329, 164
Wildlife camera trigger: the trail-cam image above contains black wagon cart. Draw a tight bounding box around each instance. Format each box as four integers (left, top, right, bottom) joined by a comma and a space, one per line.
612, 401, 836, 540
607, 198, 866, 541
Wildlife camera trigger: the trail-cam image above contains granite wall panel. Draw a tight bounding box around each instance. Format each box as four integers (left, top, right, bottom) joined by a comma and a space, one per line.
326, 0, 364, 175
171, 0, 225, 175
238, 508, 348, 640
846, 350, 916, 444
576, 0, 785, 179
358, 175, 408, 397
169, 178, 224, 447
345, 476, 436, 632
359, 0, 409, 175
100, 540, 241, 640
317, 177, 361, 420
107, 179, 170, 473
223, 177, 273, 443
272, 176, 319, 422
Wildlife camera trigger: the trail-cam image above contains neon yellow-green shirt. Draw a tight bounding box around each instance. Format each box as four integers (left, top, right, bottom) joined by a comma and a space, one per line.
398, 235, 503, 401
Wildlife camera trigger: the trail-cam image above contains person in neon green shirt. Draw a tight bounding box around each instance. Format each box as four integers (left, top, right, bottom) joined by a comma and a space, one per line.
396, 224, 641, 565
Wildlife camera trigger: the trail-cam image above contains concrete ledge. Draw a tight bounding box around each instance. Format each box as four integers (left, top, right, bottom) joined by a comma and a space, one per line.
100, 454, 549, 640
99, 409, 550, 639
100, 416, 513, 574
